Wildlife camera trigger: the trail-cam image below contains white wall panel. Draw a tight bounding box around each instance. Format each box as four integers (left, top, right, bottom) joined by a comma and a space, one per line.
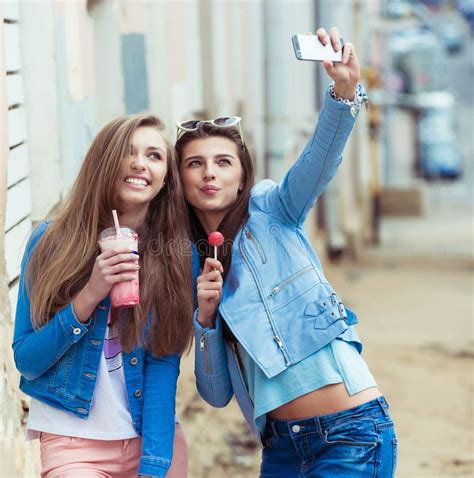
6, 73, 25, 106
4, 22, 22, 72
5, 178, 31, 232
7, 107, 26, 146
3, 0, 20, 21
5, 217, 31, 283
7, 143, 29, 187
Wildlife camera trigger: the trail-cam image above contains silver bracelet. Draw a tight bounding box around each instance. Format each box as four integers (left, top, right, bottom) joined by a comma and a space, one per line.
330, 83, 369, 117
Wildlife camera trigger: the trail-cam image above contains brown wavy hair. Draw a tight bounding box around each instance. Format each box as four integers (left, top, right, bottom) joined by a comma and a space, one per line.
175, 124, 255, 276
27, 114, 194, 356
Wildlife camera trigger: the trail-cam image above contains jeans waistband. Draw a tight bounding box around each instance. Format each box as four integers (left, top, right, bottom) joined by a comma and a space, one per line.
265, 396, 389, 438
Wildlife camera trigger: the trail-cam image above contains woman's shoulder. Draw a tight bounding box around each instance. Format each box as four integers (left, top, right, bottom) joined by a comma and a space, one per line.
250, 179, 277, 198
248, 179, 284, 217
25, 220, 52, 254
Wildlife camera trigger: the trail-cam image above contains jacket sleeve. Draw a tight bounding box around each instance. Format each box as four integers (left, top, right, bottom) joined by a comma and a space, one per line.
194, 311, 234, 407
12, 222, 92, 381
139, 352, 180, 478
252, 86, 364, 225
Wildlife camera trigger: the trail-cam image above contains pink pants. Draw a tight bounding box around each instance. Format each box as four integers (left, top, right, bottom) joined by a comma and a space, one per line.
40, 423, 188, 477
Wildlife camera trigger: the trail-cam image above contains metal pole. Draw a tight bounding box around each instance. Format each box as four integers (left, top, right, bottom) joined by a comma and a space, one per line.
264, 0, 288, 181
315, 0, 348, 257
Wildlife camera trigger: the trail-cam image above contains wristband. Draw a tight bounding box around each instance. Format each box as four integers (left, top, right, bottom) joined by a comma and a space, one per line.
330, 83, 369, 117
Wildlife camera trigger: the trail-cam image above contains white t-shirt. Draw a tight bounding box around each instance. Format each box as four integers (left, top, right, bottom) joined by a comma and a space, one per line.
26, 321, 139, 441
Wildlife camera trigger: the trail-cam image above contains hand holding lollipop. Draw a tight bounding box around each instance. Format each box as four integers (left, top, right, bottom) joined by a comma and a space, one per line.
195, 232, 225, 328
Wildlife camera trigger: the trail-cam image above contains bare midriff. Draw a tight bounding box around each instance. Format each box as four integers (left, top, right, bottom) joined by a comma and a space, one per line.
267, 383, 382, 420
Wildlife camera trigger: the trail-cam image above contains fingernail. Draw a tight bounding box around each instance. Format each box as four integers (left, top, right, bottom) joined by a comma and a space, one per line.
136, 265, 140, 270
131, 251, 139, 255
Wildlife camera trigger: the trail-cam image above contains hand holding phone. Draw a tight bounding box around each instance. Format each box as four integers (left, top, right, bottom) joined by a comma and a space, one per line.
292, 34, 343, 62
292, 27, 361, 100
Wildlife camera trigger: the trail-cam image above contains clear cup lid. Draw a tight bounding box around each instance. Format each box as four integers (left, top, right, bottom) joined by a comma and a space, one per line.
99, 227, 138, 241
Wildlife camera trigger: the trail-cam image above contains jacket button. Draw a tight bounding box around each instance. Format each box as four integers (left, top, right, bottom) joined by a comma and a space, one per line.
130, 357, 138, 366
73, 327, 81, 335
134, 389, 142, 398
77, 408, 87, 414
245, 230, 251, 238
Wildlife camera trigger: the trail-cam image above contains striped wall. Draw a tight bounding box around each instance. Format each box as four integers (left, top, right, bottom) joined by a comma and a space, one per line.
1, 3, 40, 475
4, 0, 31, 335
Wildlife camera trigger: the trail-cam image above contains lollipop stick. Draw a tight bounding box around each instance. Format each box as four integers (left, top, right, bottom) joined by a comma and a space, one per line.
214, 246, 218, 260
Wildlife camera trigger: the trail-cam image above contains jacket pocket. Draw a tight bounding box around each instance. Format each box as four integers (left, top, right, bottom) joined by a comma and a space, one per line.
269, 265, 319, 313
48, 345, 76, 394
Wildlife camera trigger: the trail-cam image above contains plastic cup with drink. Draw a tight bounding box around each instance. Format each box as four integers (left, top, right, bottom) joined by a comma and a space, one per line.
98, 210, 139, 308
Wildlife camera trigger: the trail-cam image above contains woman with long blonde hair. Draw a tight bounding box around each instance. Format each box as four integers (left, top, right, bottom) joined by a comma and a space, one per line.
13, 113, 194, 477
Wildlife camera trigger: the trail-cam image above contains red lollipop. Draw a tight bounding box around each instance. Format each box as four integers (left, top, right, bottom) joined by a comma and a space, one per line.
208, 231, 224, 259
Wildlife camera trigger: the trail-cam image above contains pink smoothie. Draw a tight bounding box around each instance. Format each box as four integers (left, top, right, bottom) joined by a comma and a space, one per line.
99, 227, 139, 308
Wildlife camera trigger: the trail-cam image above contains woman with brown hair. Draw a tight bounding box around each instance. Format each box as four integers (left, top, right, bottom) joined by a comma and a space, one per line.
176, 28, 397, 477
13, 114, 194, 477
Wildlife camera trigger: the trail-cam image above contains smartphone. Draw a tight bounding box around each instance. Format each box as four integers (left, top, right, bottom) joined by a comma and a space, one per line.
292, 34, 343, 62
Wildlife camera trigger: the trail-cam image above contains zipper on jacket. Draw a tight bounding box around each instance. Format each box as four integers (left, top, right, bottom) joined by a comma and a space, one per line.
245, 229, 267, 264
199, 331, 212, 374
273, 336, 290, 366
269, 265, 313, 298
238, 240, 292, 368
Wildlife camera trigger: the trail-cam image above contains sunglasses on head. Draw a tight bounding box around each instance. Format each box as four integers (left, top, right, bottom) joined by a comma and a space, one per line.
176, 116, 245, 145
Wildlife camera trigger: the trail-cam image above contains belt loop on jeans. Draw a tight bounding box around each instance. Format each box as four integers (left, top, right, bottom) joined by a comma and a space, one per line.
269, 419, 279, 438
377, 397, 389, 418
313, 416, 324, 437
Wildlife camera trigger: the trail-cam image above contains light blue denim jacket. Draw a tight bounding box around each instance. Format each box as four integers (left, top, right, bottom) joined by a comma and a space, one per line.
194, 87, 366, 441
13, 221, 181, 477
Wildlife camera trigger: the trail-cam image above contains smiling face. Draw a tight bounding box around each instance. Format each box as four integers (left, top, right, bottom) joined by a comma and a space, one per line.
116, 126, 168, 219
180, 136, 244, 231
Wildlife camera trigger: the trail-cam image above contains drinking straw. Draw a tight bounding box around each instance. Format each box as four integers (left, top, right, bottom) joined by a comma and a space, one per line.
112, 209, 121, 236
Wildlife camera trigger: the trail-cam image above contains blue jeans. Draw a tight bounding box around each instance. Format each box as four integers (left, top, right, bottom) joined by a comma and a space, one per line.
260, 396, 397, 477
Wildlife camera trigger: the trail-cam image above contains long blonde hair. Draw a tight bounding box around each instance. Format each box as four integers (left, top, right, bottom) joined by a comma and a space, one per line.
27, 114, 194, 355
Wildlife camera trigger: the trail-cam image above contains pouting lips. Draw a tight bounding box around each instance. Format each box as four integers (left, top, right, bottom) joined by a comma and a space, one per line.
125, 177, 149, 186
201, 186, 220, 192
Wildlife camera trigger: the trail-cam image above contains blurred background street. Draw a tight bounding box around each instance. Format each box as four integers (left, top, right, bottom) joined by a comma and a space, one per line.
1, 0, 473, 476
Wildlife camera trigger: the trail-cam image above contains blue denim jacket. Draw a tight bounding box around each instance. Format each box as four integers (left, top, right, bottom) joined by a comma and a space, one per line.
13, 221, 180, 478
194, 88, 365, 441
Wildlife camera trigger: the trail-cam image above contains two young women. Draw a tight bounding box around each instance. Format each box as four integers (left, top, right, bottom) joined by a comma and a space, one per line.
175, 28, 398, 477
13, 115, 193, 477
14, 26, 396, 478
